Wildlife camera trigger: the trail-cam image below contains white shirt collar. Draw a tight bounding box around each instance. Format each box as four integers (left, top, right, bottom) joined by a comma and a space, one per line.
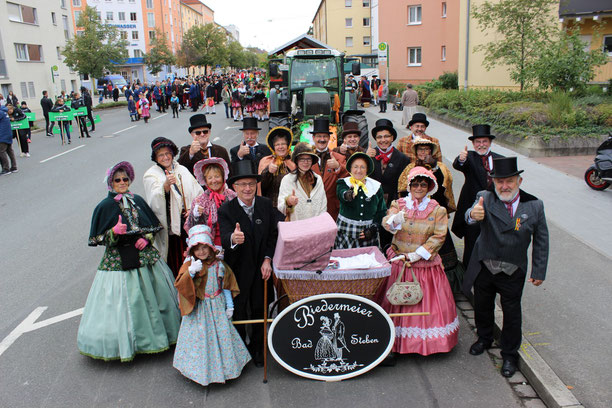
237, 197, 254, 210
405, 193, 431, 211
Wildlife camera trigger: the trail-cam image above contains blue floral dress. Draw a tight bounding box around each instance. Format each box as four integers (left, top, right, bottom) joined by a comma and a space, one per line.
173, 262, 251, 386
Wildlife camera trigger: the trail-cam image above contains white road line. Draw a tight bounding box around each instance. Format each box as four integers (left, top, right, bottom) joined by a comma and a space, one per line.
213, 137, 220, 142
114, 125, 136, 134
39, 145, 85, 163
26, 308, 84, 332
224, 126, 240, 130
0, 307, 47, 358
152, 113, 168, 120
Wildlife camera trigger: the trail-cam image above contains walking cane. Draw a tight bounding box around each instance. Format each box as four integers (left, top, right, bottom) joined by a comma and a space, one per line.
263, 276, 269, 384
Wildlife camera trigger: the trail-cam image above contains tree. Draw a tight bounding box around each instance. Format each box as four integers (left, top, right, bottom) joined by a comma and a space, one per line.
471, 0, 558, 91
62, 6, 128, 86
178, 23, 228, 73
534, 24, 608, 92
227, 41, 247, 69
144, 29, 176, 77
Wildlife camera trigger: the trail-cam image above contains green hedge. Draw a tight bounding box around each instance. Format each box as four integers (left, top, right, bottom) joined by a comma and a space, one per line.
94, 101, 128, 110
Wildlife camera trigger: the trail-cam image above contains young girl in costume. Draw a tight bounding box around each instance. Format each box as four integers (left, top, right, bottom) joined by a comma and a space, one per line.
173, 225, 251, 386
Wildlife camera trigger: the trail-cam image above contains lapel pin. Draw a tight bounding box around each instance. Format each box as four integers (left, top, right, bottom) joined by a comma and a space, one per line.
255, 219, 262, 225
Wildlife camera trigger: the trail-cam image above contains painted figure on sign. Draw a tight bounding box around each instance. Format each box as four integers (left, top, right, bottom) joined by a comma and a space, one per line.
314, 316, 336, 361
332, 313, 349, 359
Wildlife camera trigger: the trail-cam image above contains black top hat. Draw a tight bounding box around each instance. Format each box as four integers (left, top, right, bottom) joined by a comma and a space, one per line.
490, 157, 523, 178
310, 117, 332, 134
188, 114, 212, 133
371, 118, 397, 141
346, 152, 374, 176
469, 124, 496, 140
408, 113, 429, 127
239, 117, 261, 131
150, 137, 178, 161
227, 160, 261, 186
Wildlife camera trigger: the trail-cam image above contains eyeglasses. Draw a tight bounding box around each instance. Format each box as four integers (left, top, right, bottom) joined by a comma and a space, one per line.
234, 181, 257, 188
192, 130, 210, 135
156, 152, 173, 158
273, 143, 288, 148
410, 181, 429, 188
297, 157, 312, 163
114, 177, 130, 183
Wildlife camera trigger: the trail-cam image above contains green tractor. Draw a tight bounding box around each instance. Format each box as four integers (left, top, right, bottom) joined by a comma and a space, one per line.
268, 49, 368, 148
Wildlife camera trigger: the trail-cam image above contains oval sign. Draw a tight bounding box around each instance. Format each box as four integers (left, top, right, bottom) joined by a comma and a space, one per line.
268, 293, 394, 381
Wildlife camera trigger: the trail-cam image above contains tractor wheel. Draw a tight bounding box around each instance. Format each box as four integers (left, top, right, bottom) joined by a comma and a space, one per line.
268, 114, 290, 133
342, 110, 369, 148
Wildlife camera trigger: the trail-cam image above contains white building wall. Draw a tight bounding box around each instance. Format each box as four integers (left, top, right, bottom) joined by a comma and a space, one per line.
370, 0, 379, 55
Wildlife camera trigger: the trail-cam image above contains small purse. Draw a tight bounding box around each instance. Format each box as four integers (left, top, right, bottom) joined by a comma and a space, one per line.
386, 261, 423, 306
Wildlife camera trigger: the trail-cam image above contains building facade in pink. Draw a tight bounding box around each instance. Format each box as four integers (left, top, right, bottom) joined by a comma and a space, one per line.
378, 0, 459, 84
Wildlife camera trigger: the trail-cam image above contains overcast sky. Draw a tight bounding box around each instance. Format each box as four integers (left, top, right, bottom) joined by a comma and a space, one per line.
203, 0, 322, 52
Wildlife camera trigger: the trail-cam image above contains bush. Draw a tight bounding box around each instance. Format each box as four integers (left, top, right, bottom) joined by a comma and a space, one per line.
592, 104, 612, 126
94, 101, 128, 110
483, 102, 550, 127
388, 82, 405, 98
547, 92, 572, 125
438, 71, 458, 89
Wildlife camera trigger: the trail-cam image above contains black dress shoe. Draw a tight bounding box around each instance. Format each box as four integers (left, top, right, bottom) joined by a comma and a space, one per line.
501, 359, 517, 377
469, 340, 492, 355
253, 350, 264, 368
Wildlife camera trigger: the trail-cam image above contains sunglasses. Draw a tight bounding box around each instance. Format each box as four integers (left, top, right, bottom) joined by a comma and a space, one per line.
114, 177, 130, 183
410, 181, 429, 188
192, 130, 210, 135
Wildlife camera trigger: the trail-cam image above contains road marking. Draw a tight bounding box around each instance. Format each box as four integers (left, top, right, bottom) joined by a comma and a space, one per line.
39, 145, 85, 163
224, 126, 240, 130
152, 113, 168, 120
0, 307, 84, 358
114, 125, 136, 134
213, 136, 220, 142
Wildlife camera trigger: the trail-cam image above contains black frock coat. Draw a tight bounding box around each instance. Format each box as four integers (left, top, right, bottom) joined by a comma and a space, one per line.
370, 147, 411, 207
229, 143, 270, 172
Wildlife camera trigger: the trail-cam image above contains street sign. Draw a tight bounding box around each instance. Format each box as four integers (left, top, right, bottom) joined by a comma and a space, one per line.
49, 111, 74, 122
51, 65, 60, 78
378, 42, 388, 62
268, 293, 394, 382
74, 107, 88, 116
25, 112, 36, 121
10, 119, 29, 130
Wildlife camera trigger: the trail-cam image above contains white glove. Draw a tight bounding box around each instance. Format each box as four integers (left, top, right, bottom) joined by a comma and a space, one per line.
226, 308, 234, 319
192, 205, 201, 218
407, 252, 422, 263
188, 258, 203, 278
385, 211, 405, 232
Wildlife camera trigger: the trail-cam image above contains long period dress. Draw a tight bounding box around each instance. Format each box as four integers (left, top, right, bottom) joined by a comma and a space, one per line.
376, 197, 458, 355
173, 259, 251, 386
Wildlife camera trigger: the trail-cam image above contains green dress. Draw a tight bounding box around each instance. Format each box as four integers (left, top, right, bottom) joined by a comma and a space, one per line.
77, 192, 181, 362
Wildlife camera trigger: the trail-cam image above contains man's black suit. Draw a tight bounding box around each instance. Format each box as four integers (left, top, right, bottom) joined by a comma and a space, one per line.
451, 150, 504, 265
229, 143, 270, 172
218, 196, 278, 352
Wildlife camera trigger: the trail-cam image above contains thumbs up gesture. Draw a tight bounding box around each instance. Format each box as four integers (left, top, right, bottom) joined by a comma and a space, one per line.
238, 141, 250, 159
327, 155, 340, 170
459, 145, 468, 162
339, 142, 347, 155
470, 196, 485, 221
232, 222, 245, 245
165, 169, 177, 185
286, 189, 299, 207
112, 215, 127, 235
366, 141, 377, 158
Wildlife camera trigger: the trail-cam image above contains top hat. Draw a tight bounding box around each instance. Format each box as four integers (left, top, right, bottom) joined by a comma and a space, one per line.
310, 117, 332, 134
266, 127, 293, 153
341, 122, 361, 138
490, 157, 523, 178
227, 160, 261, 186
371, 118, 397, 141
408, 113, 429, 128
239, 116, 261, 131
150, 137, 178, 161
469, 124, 496, 140
188, 114, 212, 133
346, 152, 374, 176
291, 142, 319, 165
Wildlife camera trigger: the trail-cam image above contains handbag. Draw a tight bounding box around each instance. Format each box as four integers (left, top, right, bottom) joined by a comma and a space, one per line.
385, 261, 423, 306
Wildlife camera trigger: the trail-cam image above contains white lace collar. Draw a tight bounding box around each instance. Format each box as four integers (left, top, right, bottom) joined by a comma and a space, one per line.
342, 176, 381, 198
405, 193, 430, 211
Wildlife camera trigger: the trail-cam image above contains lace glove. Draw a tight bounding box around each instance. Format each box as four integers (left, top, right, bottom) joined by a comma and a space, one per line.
188, 259, 203, 278
407, 252, 422, 263
343, 189, 354, 202
226, 308, 234, 320
192, 205, 201, 218
385, 211, 405, 231
361, 224, 378, 241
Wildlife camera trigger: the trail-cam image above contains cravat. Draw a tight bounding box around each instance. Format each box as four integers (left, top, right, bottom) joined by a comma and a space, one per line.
249, 146, 256, 160
503, 194, 519, 218
243, 205, 254, 221
375, 147, 393, 164
481, 153, 492, 186
317, 150, 329, 172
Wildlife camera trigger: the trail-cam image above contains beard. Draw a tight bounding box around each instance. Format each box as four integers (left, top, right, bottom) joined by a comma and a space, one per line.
495, 188, 518, 202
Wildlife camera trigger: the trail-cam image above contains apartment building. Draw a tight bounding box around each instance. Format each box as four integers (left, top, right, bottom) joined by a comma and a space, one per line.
0, 0, 81, 117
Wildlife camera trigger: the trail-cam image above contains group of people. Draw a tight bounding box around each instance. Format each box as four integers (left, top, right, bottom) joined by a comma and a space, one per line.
77, 107, 549, 386
346, 74, 389, 112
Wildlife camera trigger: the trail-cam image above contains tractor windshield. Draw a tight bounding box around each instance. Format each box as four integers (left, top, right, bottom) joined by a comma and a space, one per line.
290, 57, 339, 91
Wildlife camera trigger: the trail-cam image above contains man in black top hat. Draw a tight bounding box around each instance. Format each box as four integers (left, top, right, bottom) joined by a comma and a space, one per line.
463, 157, 549, 378
397, 113, 442, 163
230, 117, 270, 170
452, 124, 504, 266
218, 160, 280, 367
367, 118, 410, 249
178, 114, 230, 177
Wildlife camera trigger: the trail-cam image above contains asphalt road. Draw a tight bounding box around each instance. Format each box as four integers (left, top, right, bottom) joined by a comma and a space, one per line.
0, 106, 526, 408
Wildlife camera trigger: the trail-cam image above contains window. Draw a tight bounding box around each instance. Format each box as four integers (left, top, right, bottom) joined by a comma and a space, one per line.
442, 2, 447, 17
363, 36, 371, 46
346, 37, 353, 47
106, 12, 113, 21
61, 80, 66, 92
363, 0, 370, 6
60, 0, 66, 9
148, 30, 156, 40
345, 18, 353, 28
118, 12, 125, 21
51, 12, 57, 25
147, 13, 155, 27
146, 0, 153, 7
74, 11, 81, 23
63, 15, 70, 39
408, 5, 422, 24
604, 36, 612, 56
96, 11, 101, 21
28, 82, 35, 98
129, 0, 135, 3
21, 82, 29, 99
73, 0, 81, 5
57, 46, 61, 59
130, 12, 137, 21
441, 45, 446, 61
120, 31, 128, 40
134, 49, 143, 58
132, 31, 139, 40
363, 17, 370, 27
14, 43, 43, 62
7, 3, 38, 25
345, 0, 352, 7
408, 47, 422, 66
